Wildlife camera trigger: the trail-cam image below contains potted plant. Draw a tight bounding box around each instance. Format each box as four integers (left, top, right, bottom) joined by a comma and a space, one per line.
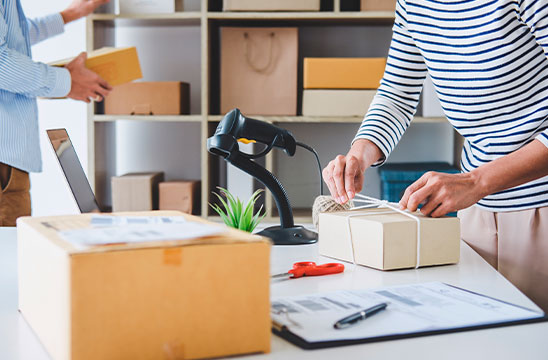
209, 187, 266, 233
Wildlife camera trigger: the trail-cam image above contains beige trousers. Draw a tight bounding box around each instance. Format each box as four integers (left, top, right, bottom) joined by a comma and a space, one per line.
0, 163, 31, 227
458, 205, 548, 313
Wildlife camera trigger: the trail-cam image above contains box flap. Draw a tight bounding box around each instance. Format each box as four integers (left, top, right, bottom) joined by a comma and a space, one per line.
17, 211, 270, 255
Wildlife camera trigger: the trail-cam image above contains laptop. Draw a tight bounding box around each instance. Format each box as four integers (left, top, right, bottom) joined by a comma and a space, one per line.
46, 128, 103, 213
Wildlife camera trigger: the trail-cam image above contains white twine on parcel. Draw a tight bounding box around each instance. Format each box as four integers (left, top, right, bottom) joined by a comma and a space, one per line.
345, 194, 422, 269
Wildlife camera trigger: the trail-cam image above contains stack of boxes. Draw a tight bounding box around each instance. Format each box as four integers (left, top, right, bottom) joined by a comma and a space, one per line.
302, 58, 386, 117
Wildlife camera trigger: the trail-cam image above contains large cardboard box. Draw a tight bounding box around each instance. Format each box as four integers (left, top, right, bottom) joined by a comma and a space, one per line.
51, 47, 142, 87
302, 89, 376, 116
105, 81, 190, 115
304, 58, 386, 89
319, 208, 460, 270
112, 172, 164, 212
221, 27, 298, 115
361, 0, 397, 11
17, 212, 271, 360
223, 0, 320, 11
159, 180, 201, 214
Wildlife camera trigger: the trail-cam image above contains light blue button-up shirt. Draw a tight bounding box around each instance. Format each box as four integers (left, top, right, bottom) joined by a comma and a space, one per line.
0, 0, 71, 173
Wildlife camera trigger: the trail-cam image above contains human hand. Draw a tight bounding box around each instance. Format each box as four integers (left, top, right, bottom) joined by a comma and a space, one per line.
65, 52, 112, 103
322, 139, 383, 204
399, 171, 485, 217
61, 0, 110, 24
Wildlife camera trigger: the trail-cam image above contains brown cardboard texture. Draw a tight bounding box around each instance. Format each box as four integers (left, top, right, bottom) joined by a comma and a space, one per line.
303, 58, 386, 89
361, 0, 397, 11
105, 81, 190, 115
318, 209, 460, 270
302, 89, 376, 116
223, 0, 320, 11
111, 172, 164, 212
51, 47, 142, 87
17, 211, 271, 360
159, 180, 201, 214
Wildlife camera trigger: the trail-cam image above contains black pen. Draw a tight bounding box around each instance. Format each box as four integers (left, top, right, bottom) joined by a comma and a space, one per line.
333, 303, 388, 329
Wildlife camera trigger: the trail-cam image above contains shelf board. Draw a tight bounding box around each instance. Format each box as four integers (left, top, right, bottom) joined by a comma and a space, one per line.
90, 11, 394, 21
90, 12, 202, 20
93, 115, 203, 122
208, 115, 446, 124
207, 11, 394, 21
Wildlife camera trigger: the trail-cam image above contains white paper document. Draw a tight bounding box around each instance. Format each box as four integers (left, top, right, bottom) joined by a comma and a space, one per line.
59, 215, 225, 248
271, 282, 544, 343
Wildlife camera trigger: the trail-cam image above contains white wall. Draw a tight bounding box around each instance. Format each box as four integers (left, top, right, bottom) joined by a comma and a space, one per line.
23, 0, 87, 216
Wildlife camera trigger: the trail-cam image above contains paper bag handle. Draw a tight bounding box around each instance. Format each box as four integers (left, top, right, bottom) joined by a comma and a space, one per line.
243, 32, 275, 73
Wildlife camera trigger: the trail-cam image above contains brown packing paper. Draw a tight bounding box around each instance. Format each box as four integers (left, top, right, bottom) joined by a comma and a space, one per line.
221, 27, 298, 115
17, 211, 271, 360
318, 208, 460, 270
105, 81, 190, 115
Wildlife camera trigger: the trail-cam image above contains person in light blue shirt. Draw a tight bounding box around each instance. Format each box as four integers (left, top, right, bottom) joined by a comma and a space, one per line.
0, 0, 112, 226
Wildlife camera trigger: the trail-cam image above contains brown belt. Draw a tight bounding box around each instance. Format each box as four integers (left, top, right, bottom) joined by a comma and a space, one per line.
0, 163, 11, 190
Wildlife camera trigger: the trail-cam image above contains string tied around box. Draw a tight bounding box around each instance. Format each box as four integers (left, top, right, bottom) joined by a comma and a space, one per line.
346, 194, 422, 269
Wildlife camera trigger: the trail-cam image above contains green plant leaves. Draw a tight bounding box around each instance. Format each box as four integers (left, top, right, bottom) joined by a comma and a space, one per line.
209, 187, 266, 232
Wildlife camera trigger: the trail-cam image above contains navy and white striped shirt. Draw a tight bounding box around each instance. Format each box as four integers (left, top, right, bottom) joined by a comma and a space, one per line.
355, 0, 548, 212
0, 0, 70, 173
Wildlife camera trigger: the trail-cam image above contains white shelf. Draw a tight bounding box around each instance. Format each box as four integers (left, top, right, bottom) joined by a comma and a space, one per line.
93, 115, 203, 122
208, 115, 447, 124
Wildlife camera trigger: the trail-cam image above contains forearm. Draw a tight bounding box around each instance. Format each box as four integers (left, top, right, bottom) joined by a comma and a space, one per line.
471, 139, 548, 198
350, 139, 384, 169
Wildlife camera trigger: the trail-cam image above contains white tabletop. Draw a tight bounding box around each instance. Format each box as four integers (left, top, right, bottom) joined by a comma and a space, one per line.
1, 227, 547, 360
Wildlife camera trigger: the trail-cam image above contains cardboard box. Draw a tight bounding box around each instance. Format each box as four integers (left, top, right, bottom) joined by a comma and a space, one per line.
105, 82, 190, 115
361, 0, 397, 11
118, 0, 179, 14
159, 180, 201, 214
303, 58, 386, 89
319, 208, 460, 270
112, 172, 164, 212
223, 0, 320, 11
51, 47, 142, 87
17, 212, 271, 360
302, 89, 376, 116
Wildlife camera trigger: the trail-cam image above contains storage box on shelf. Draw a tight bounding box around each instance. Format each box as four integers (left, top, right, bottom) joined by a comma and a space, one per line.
361, 0, 397, 11
223, 0, 320, 12
111, 172, 164, 212
105, 82, 191, 115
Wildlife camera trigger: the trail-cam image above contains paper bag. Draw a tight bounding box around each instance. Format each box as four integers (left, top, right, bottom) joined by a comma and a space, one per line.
221, 27, 298, 115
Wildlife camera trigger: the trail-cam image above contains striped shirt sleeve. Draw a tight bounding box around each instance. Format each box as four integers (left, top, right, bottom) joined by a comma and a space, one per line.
27, 13, 65, 45
353, 0, 427, 166
519, 0, 548, 148
0, 7, 70, 98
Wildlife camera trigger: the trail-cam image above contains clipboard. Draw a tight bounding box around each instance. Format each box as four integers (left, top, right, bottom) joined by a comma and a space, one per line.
271, 282, 548, 350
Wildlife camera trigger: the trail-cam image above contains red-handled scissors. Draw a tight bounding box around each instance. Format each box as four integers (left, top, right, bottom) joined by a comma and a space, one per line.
272, 262, 345, 279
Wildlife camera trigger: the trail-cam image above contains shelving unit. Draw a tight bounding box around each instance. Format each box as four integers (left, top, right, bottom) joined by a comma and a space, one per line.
86, 0, 453, 223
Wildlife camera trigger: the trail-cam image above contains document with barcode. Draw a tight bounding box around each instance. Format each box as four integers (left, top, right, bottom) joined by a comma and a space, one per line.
271, 282, 544, 344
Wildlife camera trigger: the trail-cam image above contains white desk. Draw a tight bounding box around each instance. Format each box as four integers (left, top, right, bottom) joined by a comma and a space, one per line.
1, 227, 547, 360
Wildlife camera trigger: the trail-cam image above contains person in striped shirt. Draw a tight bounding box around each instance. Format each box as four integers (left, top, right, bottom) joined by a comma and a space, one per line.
323, 0, 548, 311
0, 0, 111, 226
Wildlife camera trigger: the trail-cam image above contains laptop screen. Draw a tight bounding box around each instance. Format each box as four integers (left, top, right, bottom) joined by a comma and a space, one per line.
46, 129, 100, 213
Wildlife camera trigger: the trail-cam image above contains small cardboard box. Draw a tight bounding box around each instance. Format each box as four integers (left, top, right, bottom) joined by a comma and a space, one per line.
105, 81, 190, 115
112, 172, 164, 212
119, 0, 180, 14
303, 58, 386, 89
361, 0, 397, 11
319, 208, 460, 270
17, 212, 271, 360
223, 0, 320, 11
302, 89, 376, 116
159, 180, 201, 215
51, 47, 142, 87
